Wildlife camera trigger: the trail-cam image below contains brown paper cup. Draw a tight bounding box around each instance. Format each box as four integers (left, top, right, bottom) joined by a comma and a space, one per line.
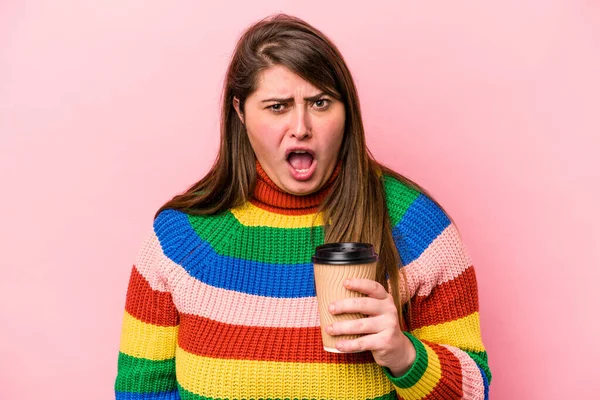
312, 243, 378, 353
313, 261, 378, 352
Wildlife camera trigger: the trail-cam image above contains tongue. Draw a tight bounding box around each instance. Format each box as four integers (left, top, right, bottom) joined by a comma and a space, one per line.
288, 153, 313, 170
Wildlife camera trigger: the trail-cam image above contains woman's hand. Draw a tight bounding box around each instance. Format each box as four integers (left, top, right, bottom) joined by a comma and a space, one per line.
326, 278, 416, 377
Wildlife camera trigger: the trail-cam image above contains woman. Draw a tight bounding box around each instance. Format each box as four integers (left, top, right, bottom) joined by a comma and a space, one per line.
115, 14, 491, 399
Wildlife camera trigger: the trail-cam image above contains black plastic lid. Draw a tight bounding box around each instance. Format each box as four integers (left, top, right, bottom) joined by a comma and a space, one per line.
312, 242, 378, 265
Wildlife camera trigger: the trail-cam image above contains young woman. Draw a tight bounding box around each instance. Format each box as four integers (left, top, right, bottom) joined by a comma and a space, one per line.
115, 14, 491, 400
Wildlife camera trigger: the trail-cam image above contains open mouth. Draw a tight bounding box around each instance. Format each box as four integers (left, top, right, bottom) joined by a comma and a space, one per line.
286, 149, 317, 181
287, 150, 314, 172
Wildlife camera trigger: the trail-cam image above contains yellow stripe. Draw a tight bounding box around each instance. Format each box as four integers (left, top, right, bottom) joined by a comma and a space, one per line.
230, 201, 324, 228
175, 346, 394, 399
411, 312, 485, 353
394, 342, 442, 398
119, 311, 178, 361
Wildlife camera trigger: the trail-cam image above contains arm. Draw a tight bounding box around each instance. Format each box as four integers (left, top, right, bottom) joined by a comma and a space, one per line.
114, 229, 180, 400
386, 193, 491, 399
327, 192, 491, 399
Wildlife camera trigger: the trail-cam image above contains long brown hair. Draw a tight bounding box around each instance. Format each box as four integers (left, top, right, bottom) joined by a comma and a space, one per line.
156, 14, 448, 330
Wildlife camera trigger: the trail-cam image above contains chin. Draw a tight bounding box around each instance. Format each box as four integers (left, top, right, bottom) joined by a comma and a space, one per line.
281, 179, 321, 196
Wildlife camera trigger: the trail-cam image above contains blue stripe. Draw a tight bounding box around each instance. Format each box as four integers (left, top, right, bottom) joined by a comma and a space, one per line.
115, 391, 180, 400
154, 209, 316, 298
392, 193, 451, 265
477, 363, 490, 400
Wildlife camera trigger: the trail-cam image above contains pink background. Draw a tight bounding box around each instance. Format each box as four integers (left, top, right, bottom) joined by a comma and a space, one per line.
1, 1, 599, 399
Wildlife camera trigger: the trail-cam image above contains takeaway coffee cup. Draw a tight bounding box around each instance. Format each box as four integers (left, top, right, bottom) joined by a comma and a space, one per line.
312, 242, 378, 353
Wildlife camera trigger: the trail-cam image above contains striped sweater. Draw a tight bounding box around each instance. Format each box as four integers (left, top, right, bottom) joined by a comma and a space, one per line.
115, 164, 492, 399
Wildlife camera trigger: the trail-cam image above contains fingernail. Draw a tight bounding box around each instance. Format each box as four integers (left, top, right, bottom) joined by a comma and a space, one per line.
344, 279, 351, 287
329, 304, 336, 313
326, 325, 333, 334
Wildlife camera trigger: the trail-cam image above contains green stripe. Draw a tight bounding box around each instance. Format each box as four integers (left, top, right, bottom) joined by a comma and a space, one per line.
382, 175, 421, 227
383, 332, 428, 389
182, 174, 416, 265
187, 212, 325, 265
115, 352, 177, 393
177, 383, 398, 400
466, 350, 492, 384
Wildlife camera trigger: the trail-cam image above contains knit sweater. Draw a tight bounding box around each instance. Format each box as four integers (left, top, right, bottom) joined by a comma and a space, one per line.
115, 164, 492, 399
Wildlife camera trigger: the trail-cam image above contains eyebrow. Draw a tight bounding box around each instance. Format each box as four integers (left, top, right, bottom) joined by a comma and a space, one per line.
260, 92, 328, 103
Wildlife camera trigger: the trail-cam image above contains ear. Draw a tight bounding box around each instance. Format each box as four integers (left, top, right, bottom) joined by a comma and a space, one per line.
233, 97, 245, 124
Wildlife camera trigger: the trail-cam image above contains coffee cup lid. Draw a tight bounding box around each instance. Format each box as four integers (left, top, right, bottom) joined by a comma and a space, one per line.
312, 242, 378, 265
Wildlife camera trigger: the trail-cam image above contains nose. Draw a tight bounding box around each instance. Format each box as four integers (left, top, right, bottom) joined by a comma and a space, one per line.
290, 107, 312, 140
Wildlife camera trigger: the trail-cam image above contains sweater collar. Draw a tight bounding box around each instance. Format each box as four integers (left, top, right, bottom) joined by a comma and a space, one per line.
251, 160, 341, 213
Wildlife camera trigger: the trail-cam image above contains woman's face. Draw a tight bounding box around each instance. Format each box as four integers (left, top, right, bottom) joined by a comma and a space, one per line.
234, 65, 345, 196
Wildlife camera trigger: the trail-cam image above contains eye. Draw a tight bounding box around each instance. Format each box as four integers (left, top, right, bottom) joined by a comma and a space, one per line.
313, 99, 331, 110
267, 103, 286, 113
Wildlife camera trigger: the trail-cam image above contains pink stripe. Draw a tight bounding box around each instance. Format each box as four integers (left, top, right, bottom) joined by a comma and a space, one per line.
135, 232, 319, 327
133, 230, 171, 293
136, 224, 470, 327
153, 243, 320, 328
443, 345, 486, 399
403, 223, 472, 298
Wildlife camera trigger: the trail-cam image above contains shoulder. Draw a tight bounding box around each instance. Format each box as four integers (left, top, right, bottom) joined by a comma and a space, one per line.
153, 208, 193, 242
382, 173, 452, 265
153, 207, 230, 235
152, 208, 219, 263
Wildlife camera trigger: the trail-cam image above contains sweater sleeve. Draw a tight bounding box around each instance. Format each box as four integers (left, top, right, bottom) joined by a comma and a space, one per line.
114, 228, 180, 400
385, 191, 492, 399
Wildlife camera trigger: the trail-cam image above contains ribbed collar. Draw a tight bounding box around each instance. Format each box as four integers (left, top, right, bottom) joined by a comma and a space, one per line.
252, 161, 341, 213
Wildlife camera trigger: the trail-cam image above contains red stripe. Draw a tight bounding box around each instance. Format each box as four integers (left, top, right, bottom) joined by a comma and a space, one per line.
396, 342, 463, 400
250, 160, 341, 214
422, 341, 463, 399
410, 266, 479, 330
178, 313, 375, 364
125, 265, 179, 327
249, 199, 320, 216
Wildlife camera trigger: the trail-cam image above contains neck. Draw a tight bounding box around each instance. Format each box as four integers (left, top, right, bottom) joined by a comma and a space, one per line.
251, 161, 341, 215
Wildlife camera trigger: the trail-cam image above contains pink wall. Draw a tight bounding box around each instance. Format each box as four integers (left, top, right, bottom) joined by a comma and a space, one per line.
1, 1, 598, 398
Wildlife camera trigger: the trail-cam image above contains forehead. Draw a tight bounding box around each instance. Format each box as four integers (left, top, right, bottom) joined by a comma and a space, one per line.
254, 65, 320, 96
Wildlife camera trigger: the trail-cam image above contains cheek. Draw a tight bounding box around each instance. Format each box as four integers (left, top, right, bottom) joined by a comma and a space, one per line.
317, 117, 345, 150
246, 118, 285, 154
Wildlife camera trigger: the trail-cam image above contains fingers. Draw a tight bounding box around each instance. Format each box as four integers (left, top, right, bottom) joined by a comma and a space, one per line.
333, 330, 396, 353
326, 315, 385, 336
329, 296, 384, 316
343, 278, 388, 300
326, 278, 401, 355
329, 280, 395, 317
